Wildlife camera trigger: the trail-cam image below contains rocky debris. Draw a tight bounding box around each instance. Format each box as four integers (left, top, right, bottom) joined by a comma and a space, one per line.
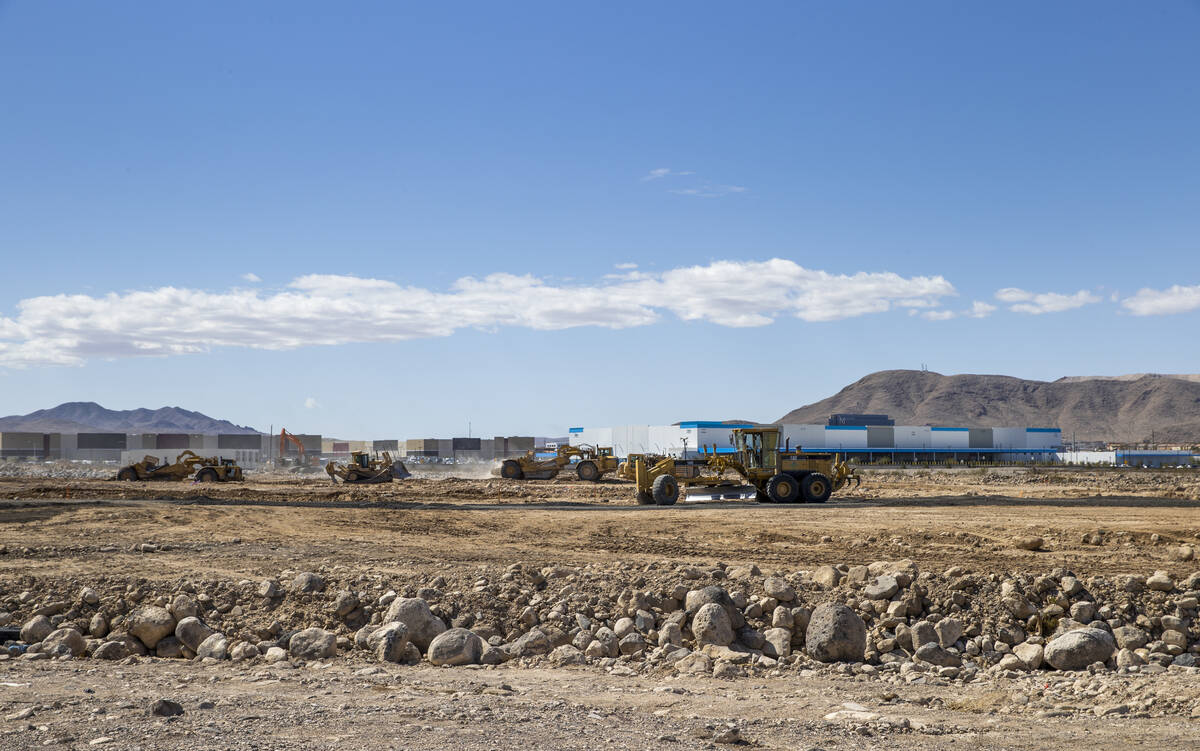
289, 628, 336, 660
366, 621, 410, 663
175, 617, 215, 652
20, 615, 52, 643
126, 606, 175, 649
42, 627, 85, 657
427, 628, 484, 666
1044, 628, 1116, 671
692, 603, 734, 647
806, 604, 866, 663
290, 572, 325, 594
197, 633, 229, 660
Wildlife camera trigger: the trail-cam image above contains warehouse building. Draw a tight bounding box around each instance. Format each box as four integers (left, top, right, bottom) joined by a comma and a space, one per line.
569, 422, 1062, 462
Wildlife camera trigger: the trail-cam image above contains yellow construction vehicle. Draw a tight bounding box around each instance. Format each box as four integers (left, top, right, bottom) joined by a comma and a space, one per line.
497, 444, 619, 482
325, 451, 411, 484
116, 450, 244, 483
627, 426, 858, 505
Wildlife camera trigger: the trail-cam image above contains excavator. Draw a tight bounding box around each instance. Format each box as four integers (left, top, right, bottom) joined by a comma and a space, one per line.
625, 426, 858, 506
497, 444, 620, 481
116, 450, 244, 483
325, 451, 411, 484
278, 429, 319, 472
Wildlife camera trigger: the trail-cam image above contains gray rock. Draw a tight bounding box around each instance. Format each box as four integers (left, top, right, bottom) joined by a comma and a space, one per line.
1112, 626, 1149, 651
915, 642, 961, 667
155, 636, 184, 659
150, 699, 184, 717
332, 590, 358, 617
685, 586, 740, 623
1014, 536, 1044, 551
41, 627, 85, 657
230, 641, 259, 661
935, 618, 962, 648
658, 622, 683, 647
1013, 641, 1044, 670
126, 606, 176, 649
505, 628, 551, 658
1044, 627, 1115, 670
258, 580, 281, 598
613, 617, 635, 637
763, 627, 791, 659
196, 633, 229, 660
805, 604, 866, 662
427, 628, 483, 666
383, 598, 447, 652
174, 617, 216, 652
94, 634, 146, 660
288, 628, 336, 660
675, 651, 712, 674
771, 605, 793, 629
593, 627, 619, 658
863, 575, 899, 600
367, 621, 410, 663
812, 565, 843, 588
692, 603, 734, 647
618, 632, 646, 655
763, 577, 795, 602
550, 644, 586, 666
88, 613, 109, 639
79, 587, 100, 606
910, 620, 938, 649
1146, 571, 1174, 592
169, 595, 199, 621
20, 615, 53, 644
290, 572, 325, 593
264, 646, 288, 663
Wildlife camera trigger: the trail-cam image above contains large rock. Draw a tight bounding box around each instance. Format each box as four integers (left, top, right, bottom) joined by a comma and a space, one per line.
805, 604, 866, 663
812, 565, 843, 588
1112, 626, 1148, 651
1043, 627, 1115, 670
863, 575, 899, 600
290, 572, 325, 594
175, 617, 216, 652
935, 618, 962, 648
126, 606, 176, 649
20, 615, 53, 644
763, 577, 795, 602
692, 603, 734, 647
42, 627, 86, 657
169, 595, 199, 621
93, 636, 145, 660
196, 633, 229, 660
367, 622, 410, 663
1013, 641, 1044, 670
763, 627, 792, 659
505, 628, 551, 658
915, 642, 961, 667
685, 586, 741, 625
427, 628, 483, 666
383, 598, 447, 652
155, 636, 184, 659
288, 628, 336, 660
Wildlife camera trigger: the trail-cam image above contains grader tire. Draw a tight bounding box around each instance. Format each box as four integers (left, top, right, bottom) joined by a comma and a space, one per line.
196, 468, 218, 483
801, 472, 833, 503
652, 474, 679, 506
500, 460, 524, 480
576, 461, 600, 482
636, 490, 655, 505
117, 467, 137, 482
766, 473, 801, 504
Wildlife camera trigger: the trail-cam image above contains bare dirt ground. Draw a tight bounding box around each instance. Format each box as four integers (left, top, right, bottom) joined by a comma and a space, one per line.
1, 467, 1198, 749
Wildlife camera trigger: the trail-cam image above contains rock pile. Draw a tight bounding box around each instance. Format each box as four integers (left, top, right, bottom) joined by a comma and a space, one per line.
2, 561, 1198, 682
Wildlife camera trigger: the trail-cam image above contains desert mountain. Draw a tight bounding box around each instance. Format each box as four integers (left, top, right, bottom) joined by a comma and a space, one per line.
777, 370, 1200, 444
0, 402, 260, 434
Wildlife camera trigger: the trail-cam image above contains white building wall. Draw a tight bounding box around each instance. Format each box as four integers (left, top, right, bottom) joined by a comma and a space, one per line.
991, 428, 1027, 451
648, 425, 693, 456
930, 428, 970, 449
1058, 451, 1116, 465
894, 426, 932, 450
1025, 429, 1062, 450
823, 426, 868, 450
781, 424, 827, 451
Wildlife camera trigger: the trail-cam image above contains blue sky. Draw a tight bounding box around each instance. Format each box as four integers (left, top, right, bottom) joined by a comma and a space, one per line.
1, 1, 1199, 438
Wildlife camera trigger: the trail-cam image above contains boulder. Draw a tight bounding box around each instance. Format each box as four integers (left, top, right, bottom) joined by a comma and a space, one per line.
155, 636, 184, 659
915, 642, 960, 667
20, 615, 53, 644
505, 628, 551, 658
1013, 642, 1044, 670
174, 617, 216, 652
593, 627, 619, 658
383, 598, 447, 652
1043, 627, 1115, 671
288, 628, 336, 661
196, 633, 229, 660
230, 642, 260, 661
1111, 626, 1148, 651
427, 628, 483, 666
42, 628, 85, 657
685, 586, 741, 625
692, 603, 734, 647
126, 606, 176, 649
290, 572, 325, 594
805, 604, 866, 663
88, 613, 109, 639
935, 618, 962, 648
367, 621, 410, 663
863, 575, 899, 600
93, 634, 146, 660
763, 577, 795, 602
549, 644, 586, 666
169, 595, 199, 621
812, 565, 843, 588
763, 627, 792, 659
1013, 536, 1044, 551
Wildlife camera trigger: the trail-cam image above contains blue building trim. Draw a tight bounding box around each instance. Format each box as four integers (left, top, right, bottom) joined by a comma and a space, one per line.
677, 421, 753, 429
931, 427, 969, 431
1026, 428, 1061, 433
825, 425, 868, 431
568, 427, 584, 433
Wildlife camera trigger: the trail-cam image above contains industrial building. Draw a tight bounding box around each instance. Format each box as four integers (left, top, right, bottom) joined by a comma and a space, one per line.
569, 421, 1064, 463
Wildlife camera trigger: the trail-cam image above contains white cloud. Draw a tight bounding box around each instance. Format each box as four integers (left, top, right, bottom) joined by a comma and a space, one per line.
668, 184, 747, 198
0, 259, 957, 368
242, 273, 262, 283
921, 310, 956, 321
965, 301, 997, 318
1121, 284, 1200, 316
304, 397, 319, 409
994, 288, 1100, 314
640, 168, 695, 181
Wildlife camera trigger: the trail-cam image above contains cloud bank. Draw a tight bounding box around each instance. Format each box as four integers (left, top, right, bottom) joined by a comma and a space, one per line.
0, 259, 955, 368
995, 288, 1101, 314
1121, 284, 1200, 316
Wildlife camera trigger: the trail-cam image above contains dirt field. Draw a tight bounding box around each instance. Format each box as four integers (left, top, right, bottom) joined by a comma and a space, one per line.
1, 468, 1198, 749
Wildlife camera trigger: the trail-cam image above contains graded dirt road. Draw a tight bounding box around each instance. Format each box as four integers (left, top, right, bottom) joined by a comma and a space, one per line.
1, 468, 1198, 750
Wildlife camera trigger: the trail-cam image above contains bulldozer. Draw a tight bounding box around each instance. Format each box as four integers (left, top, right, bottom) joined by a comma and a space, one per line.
497, 444, 619, 482
627, 426, 858, 506
116, 450, 245, 483
325, 451, 412, 484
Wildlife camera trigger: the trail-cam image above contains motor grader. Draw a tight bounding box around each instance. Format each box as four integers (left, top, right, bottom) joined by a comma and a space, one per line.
325, 451, 411, 484
116, 450, 244, 483
497, 444, 619, 482
626, 426, 858, 506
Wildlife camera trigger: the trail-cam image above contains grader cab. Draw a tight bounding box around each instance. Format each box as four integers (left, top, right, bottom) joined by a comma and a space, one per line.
626, 427, 858, 505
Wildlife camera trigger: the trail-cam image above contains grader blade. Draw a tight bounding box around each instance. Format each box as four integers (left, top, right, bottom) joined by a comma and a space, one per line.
684, 484, 757, 502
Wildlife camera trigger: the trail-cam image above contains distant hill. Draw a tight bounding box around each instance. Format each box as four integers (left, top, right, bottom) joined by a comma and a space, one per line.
776, 370, 1200, 444
0, 402, 260, 434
